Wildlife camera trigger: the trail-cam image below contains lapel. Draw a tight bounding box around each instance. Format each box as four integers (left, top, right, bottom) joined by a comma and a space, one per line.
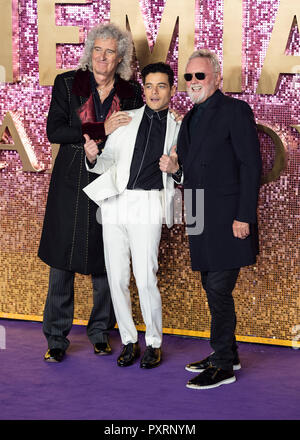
118, 106, 178, 169
184, 90, 224, 176
117, 105, 146, 169
162, 112, 178, 189
164, 112, 177, 154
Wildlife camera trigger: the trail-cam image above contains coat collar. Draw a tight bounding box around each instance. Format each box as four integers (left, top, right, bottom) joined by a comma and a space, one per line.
191, 89, 223, 113
71, 68, 136, 99
181, 89, 222, 136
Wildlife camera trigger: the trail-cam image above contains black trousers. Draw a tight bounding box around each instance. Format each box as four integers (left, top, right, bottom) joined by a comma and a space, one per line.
201, 268, 240, 370
42, 267, 116, 351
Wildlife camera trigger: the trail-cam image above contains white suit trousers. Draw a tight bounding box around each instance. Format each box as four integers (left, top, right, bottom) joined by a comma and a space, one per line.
101, 189, 163, 348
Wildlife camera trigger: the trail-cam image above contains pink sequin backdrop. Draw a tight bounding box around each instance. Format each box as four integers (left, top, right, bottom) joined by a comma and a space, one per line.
0, 0, 299, 346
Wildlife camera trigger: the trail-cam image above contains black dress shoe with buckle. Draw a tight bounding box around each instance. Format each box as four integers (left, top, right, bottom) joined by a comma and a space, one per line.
94, 342, 112, 355
117, 342, 140, 367
186, 366, 236, 389
140, 346, 162, 369
44, 348, 65, 363
185, 352, 241, 373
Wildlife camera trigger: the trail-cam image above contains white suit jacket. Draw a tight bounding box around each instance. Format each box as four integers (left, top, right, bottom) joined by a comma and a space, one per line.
83, 105, 180, 228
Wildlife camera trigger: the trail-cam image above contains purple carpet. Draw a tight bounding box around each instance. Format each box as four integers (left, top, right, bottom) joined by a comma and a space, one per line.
0, 319, 299, 420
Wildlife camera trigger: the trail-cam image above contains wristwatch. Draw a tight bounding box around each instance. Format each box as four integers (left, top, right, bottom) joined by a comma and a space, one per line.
172, 165, 183, 182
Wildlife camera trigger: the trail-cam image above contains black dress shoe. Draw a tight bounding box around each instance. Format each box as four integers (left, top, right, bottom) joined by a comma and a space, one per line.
117, 342, 140, 367
44, 348, 65, 363
94, 342, 112, 355
140, 346, 161, 369
186, 366, 236, 390
185, 352, 241, 373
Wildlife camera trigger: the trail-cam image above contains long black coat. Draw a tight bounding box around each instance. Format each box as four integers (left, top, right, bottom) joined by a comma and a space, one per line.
38, 69, 143, 274
177, 90, 262, 272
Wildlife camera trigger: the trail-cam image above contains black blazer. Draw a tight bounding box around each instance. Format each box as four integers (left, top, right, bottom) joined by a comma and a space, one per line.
177, 89, 262, 271
38, 69, 143, 274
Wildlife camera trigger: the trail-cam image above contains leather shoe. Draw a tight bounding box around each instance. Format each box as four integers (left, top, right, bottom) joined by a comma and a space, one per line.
44, 348, 65, 363
94, 342, 112, 355
185, 352, 241, 373
117, 342, 140, 367
186, 366, 236, 389
140, 346, 161, 369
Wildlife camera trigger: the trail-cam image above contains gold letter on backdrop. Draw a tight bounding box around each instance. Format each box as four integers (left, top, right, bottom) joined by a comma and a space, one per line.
0, 0, 19, 83
0, 112, 43, 172
110, 0, 195, 91
223, 0, 242, 92
257, 123, 287, 184
257, 0, 300, 94
291, 124, 300, 134
37, 0, 89, 86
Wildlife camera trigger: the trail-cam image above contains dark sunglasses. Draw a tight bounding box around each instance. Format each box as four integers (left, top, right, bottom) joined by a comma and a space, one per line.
184, 72, 206, 81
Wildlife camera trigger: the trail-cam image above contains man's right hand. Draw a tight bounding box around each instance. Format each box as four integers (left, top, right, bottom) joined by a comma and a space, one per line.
104, 111, 132, 135
83, 134, 98, 164
159, 145, 179, 174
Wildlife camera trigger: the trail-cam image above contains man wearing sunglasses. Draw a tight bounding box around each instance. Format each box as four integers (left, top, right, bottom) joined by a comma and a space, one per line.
171, 49, 262, 389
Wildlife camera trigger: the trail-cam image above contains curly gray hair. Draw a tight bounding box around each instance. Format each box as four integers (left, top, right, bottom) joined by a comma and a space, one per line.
78, 23, 133, 80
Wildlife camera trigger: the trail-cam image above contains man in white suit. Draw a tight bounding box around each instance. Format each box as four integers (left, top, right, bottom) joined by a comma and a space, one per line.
83, 63, 181, 368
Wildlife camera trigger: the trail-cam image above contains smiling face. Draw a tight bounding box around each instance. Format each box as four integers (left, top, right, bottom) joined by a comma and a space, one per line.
185, 57, 221, 104
143, 72, 176, 112
91, 38, 122, 79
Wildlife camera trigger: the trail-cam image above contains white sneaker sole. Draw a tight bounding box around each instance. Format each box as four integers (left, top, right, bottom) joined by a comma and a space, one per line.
185, 363, 241, 373
186, 375, 236, 390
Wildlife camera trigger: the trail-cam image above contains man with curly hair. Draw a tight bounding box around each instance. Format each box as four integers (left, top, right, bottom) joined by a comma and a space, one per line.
39, 23, 143, 363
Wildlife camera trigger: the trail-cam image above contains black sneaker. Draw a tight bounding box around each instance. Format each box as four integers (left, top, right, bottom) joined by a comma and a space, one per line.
186, 366, 236, 390
185, 352, 241, 373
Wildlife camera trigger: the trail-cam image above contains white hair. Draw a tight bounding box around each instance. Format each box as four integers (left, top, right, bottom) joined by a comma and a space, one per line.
187, 49, 221, 74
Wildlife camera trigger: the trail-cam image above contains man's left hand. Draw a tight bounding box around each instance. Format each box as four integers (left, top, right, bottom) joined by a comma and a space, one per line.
232, 220, 250, 239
